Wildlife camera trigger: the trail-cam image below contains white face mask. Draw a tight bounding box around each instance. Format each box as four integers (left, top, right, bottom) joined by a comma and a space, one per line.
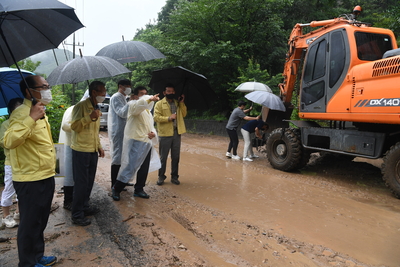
124, 87, 131, 95
96, 96, 105, 103
37, 89, 52, 105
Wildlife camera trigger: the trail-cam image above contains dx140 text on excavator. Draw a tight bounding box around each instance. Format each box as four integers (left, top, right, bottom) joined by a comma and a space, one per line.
263, 6, 400, 198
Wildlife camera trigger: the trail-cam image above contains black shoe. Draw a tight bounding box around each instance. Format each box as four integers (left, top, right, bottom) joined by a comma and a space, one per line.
156, 177, 165, 185
63, 202, 72, 211
112, 188, 121, 201
134, 191, 150, 199
171, 178, 180, 185
71, 217, 91, 226
126, 183, 134, 186
84, 206, 100, 216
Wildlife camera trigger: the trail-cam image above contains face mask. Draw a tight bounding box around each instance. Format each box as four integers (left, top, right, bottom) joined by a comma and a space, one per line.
124, 87, 131, 95
38, 89, 52, 105
165, 93, 176, 99
96, 96, 105, 103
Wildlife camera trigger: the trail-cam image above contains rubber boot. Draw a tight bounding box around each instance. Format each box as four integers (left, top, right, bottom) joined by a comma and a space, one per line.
63, 186, 74, 211
112, 180, 126, 201
111, 164, 121, 189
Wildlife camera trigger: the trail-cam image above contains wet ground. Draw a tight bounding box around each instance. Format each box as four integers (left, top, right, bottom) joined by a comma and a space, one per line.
1, 132, 400, 267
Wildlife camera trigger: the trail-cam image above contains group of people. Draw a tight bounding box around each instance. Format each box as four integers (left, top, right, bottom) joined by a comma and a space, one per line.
225, 100, 268, 161
0, 73, 264, 267
107, 80, 187, 201
0, 75, 187, 267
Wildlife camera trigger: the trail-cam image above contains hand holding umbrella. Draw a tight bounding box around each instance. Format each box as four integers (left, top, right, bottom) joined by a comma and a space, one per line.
30, 101, 46, 121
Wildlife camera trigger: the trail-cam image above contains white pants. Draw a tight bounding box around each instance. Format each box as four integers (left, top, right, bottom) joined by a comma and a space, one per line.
1, 165, 17, 207
241, 128, 254, 158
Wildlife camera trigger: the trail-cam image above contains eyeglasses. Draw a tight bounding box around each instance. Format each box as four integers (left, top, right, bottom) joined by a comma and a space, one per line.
32, 85, 52, 90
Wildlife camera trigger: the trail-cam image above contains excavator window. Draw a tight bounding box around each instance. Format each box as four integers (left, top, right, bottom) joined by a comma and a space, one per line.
302, 39, 327, 105
329, 32, 346, 88
355, 32, 392, 61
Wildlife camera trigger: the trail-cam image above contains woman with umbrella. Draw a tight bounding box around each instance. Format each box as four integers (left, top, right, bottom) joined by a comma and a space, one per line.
225, 100, 259, 160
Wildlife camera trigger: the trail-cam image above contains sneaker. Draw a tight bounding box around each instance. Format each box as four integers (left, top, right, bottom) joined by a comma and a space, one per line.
232, 155, 241, 160
34, 264, 46, 267
13, 212, 20, 220
2, 215, 18, 228
38, 255, 57, 266
156, 177, 165, 185
226, 152, 232, 158
71, 217, 91, 226
250, 155, 259, 159
171, 178, 180, 185
133, 191, 150, 199
243, 157, 253, 162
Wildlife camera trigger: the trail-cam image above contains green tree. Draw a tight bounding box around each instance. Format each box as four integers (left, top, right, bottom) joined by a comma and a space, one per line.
11, 58, 41, 73
156, 0, 287, 112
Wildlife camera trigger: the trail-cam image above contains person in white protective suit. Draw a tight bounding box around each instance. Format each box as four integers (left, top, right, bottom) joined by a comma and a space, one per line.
108, 79, 134, 189
58, 94, 90, 210
58, 105, 74, 210
112, 86, 161, 201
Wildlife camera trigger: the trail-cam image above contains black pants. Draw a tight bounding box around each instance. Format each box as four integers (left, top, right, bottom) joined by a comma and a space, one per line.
72, 150, 98, 219
13, 177, 55, 267
226, 128, 239, 155
135, 149, 151, 192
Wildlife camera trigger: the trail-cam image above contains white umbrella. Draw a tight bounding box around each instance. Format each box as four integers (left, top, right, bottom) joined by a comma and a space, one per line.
245, 91, 285, 112
234, 82, 272, 93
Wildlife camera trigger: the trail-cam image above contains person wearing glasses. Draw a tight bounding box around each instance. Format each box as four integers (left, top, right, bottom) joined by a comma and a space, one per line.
70, 81, 106, 227
4, 75, 57, 267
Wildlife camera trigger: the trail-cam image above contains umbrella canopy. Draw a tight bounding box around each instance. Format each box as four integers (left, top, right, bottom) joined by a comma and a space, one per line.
96, 40, 165, 64
0, 67, 34, 110
245, 91, 286, 112
0, 0, 84, 67
47, 56, 131, 85
235, 82, 273, 93
149, 66, 216, 110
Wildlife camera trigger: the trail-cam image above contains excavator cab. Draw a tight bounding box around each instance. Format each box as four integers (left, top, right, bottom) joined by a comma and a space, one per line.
299, 27, 395, 114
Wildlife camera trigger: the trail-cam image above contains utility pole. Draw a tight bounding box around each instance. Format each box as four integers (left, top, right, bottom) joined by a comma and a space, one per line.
63, 33, 84, 104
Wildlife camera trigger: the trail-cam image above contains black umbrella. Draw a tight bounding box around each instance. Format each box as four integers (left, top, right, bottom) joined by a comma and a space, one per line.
0, 0, 84, 67
149, 66, 216, 110
47, 56, 131, 85
95, 40, 165, 64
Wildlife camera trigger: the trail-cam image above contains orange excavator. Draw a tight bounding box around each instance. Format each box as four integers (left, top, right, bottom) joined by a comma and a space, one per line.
264, 6, 400, 197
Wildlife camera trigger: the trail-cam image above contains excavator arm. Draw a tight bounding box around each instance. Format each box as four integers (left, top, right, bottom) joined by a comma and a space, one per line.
279, 6, 363, 105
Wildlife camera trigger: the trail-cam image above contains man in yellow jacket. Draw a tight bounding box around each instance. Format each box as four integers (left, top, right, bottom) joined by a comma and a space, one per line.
70, 81, 105, 226
4, 75, 57, 267
154, 83, 187, 185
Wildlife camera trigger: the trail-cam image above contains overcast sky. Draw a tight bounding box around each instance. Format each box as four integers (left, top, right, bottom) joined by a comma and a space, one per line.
59, 0, 167, 56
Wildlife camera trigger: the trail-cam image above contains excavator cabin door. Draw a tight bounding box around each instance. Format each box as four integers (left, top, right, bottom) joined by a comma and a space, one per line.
300, 29, 350, 113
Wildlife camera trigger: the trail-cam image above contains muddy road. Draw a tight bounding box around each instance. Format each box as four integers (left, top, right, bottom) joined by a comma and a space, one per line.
1, 132, 400, 267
